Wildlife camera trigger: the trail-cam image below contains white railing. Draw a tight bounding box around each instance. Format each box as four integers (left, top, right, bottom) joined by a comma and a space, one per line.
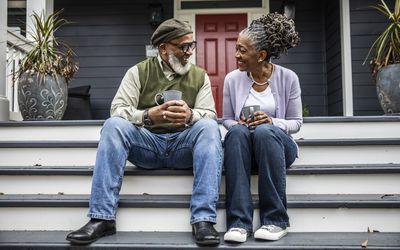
6, 28, 33, 120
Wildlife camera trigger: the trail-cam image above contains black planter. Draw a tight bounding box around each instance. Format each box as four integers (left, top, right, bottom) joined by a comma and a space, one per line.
18, 72, 68, 120
376, 64, 400, 114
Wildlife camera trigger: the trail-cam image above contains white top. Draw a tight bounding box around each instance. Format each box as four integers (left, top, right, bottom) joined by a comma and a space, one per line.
244, 87, 276, 117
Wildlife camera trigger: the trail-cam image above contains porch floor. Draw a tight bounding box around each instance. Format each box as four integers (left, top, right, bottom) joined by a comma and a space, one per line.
1, 231, 399, 249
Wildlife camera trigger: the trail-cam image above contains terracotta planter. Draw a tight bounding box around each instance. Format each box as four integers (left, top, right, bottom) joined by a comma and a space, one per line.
18, 72, 68, 120
376, 64, 400, 114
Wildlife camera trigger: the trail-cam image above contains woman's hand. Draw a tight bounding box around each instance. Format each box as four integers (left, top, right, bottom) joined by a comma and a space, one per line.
237, 115, 249, 127
247, 111, 272, 129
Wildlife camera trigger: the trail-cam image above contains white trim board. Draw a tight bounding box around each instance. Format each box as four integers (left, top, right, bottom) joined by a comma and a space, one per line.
340, 0, 354, 116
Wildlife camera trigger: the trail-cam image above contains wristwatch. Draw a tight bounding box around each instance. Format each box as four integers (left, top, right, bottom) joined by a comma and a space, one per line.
143, 109, 153, 126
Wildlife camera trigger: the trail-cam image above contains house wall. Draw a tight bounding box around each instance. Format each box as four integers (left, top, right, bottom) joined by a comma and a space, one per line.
270, 0, 328, 116
54, 0, 174, 119
350, 0, 392, 115
54, 0, 392, 118
325, 0, 343, 116
56, 0, 330, 118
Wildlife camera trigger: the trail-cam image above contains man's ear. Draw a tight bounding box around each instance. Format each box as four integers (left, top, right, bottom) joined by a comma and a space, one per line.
159, 43, 168, 55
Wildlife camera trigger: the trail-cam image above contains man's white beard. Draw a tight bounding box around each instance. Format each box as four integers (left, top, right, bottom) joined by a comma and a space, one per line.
168, 53, 191, 75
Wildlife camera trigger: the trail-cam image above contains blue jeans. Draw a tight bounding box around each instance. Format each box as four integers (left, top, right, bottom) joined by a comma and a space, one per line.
224, 124, 297, 234
88, 117, 223, 224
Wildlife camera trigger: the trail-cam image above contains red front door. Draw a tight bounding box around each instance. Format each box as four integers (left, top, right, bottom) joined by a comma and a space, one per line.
196, 14, 247, 117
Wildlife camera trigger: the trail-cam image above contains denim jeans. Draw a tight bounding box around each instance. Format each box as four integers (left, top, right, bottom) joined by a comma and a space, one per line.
224, 124, 297, 234
88, 117, 223, 224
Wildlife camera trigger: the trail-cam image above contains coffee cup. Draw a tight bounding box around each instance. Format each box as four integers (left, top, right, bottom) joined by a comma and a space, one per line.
154, 90, 182, 105
241, 105, 260, 122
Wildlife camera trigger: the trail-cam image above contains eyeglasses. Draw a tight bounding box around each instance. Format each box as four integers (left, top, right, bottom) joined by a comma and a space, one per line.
168, 41, 197, 53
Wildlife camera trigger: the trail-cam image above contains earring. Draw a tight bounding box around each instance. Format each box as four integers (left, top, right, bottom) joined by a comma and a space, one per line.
258, 59, 262, 63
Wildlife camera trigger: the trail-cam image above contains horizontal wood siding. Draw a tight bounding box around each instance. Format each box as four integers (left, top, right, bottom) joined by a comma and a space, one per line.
350, 0, 393, 115
325, 0, 343, 116
53, 0, 393, 118
8, 7, 26, 36
54, 0, 173, 119
270, 0, 327, 116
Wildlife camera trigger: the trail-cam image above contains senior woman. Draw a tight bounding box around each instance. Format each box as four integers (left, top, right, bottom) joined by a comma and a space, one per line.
222, 13, 302, 243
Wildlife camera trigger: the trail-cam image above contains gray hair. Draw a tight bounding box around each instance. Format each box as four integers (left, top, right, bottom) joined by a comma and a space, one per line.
240, 13, 300, 61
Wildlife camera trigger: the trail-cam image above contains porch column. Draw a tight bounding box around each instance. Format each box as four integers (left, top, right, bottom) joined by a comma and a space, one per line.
26, 0, 53, 41
0, 0, 9, 121
340, 0, 354, 116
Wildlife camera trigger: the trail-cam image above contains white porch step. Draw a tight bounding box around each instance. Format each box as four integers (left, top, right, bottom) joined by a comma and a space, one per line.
294, 116, 400, 139
0, 139, 399, 166
0, 121, 102, 141
0, 117, 399, 235
0, 165, 399, 195
0, 194, 399, 232
0, 116, 400, 141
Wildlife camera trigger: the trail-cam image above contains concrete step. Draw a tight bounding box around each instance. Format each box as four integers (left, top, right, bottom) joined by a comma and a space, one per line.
0, 139, 399, 166
0, 164, 399, 195
0, 116, 400, 141
0, 231, 399, 249
0, 194, 399, 232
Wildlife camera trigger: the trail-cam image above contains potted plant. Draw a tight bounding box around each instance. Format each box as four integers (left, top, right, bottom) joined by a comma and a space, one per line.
364, 0, 400, 114
17, 10, 78, 120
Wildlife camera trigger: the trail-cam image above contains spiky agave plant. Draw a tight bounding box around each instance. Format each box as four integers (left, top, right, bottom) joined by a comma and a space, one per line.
18, 9, 78, 83
364, 0, 400, 77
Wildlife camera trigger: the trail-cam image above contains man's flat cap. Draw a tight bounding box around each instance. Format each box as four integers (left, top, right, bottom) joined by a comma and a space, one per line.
151, 18, 192, 46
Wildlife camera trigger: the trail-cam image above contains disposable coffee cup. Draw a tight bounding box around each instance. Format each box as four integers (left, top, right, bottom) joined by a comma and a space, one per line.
154, 90, 182, 105
241, 105, 260, 122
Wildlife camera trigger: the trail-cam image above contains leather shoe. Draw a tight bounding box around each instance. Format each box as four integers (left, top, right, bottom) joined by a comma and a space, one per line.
192, 221, 220, 246
66, 219, 116, 244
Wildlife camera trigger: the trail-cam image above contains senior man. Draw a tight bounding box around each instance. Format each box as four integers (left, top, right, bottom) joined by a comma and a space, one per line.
66, 18, 222, 246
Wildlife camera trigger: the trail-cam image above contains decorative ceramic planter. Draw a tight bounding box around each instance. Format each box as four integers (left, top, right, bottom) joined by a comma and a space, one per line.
376, 64, 400, 114
18, 72, 68, 120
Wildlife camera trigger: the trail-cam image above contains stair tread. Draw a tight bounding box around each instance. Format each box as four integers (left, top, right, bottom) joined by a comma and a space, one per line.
1, 115, 400, 127
1, 164, 400, 175
1, 194, 399, 208
0, 231, 399, 249
1, 118, 399, 237
1, 138, 400, 148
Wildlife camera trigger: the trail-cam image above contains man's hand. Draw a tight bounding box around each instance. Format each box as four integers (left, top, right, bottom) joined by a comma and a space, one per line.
164, 100, 192, 126
148, 100, 192, 126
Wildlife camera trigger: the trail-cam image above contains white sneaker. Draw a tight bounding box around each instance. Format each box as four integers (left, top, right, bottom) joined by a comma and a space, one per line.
224, 227, 248, 243
254, 225, 287, 241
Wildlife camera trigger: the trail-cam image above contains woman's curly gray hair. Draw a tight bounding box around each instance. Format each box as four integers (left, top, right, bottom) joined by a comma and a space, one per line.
240, 12, 300, 61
